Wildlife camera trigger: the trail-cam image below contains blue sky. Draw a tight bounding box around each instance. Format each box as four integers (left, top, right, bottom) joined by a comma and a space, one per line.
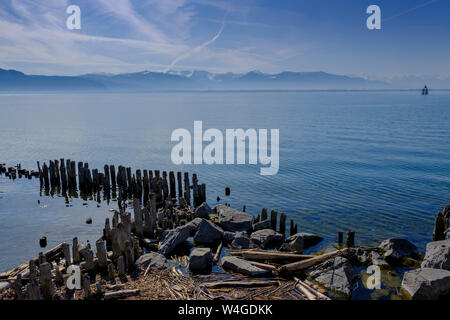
0, 0, 449, 79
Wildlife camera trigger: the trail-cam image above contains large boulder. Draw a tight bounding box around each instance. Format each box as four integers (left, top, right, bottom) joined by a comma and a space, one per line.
401, 268, 450, 300
194, 203, 214, 219
231, 231, 257, 250
253, 219, 271, 232
189, 248, 213, 273
158, 225, 191, 255
250, 229, 283, 249
185, 218, 203, 234
220, 256, 268, 276
135, 252, 171, 270
216, 205, 253, 232
282, 233, 323, 251
421, 239, 450, 270
308, 256, 358, 297
193, 219, 224, 244
378, 238, 418, 263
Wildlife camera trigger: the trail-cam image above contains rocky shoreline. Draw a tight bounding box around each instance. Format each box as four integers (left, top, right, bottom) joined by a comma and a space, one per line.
0, 161, 449, 300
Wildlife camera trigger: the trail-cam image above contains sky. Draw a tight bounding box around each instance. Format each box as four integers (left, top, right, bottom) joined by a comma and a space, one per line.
0, 0, 449, 79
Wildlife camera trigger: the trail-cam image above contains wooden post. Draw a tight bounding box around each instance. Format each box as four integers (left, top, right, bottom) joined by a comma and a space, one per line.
261, 208, 268, 221
96, 238, 108, 269
27, 277, 42, 300
61, 242, 71, 267
346, 231, 355, 247
169, 171, 176, 199
133, 198, 143, 238
111, 227, 121, 260
80, 247, 95, 272
184, 172, 190, 205
177, 172, 183, 200
14, 274, 23, 300
39, 262, 54, 300
270, 210, 278, 231
338, 232, 343, 244
108, 263, 115, 282
125, 240, 134, 272
72, 237, 80, 264
104, 218, 111, 245
117, 256, 126, 277
82, 274, 92, 300
192, 174, 199, 207
279, 213, 286, 237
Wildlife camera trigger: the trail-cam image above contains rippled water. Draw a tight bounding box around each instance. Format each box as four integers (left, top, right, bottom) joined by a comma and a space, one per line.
1, 91, 449, 273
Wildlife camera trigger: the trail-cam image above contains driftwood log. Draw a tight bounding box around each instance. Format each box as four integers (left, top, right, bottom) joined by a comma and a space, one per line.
104, 289, 140, 300
201, 280, 279, 289
230, 250, 314, 262
279, 249, 349, 273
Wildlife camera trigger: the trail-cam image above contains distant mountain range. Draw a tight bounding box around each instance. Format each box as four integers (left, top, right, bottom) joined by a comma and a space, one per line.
1, 68, 449, 92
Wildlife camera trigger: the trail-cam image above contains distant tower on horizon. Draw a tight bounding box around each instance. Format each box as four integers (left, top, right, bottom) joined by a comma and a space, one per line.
422, 85, 429, 95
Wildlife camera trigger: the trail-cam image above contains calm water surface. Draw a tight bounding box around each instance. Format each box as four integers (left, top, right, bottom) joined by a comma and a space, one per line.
1, 91, 449, 274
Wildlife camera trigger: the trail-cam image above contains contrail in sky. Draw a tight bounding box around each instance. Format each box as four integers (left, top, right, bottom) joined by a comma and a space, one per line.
384, 0, 441, 22
163, 14, 227, 73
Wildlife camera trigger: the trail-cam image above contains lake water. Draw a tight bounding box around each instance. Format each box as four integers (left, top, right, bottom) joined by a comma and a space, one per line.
1, 91, 450, 274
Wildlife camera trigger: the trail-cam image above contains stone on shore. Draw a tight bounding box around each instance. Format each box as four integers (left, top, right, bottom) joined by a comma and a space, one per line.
220, 256, 268, 276
378, 238, 418, 263
223, 231, 236, 243
250, 229, 283, 249
216, 205, 253, 232
193, 219, 224, 244
185, 218, 203, 234
421, 239, 450, 270
282, 232, 323, 251
231, 231, 257, 250
308, 256, 358, 297
158, 225, 191, 255
135, 252, 170, 270
401, 268, 450, 300
371, 252, 390, 269
253, 219, 271, 232
189, 248, 213, 273
194, 202, 214, 219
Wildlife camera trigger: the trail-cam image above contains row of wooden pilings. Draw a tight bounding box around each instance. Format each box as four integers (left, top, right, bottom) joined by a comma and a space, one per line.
34, 159, 206, 209
7, 193, 197, 300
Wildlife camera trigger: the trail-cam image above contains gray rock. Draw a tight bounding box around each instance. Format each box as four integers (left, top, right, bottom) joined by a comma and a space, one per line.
371, 252, 390, 269
216, 205, 253, 232
194, 202, 214, 219
421, 239, 450, 270
185, 218, 203, 234
378, 238, 418, 262
308, 256, 358, 297
445, 228, 450, 240
401, 268, 450, 300
0, 281, 11, 293
223, 231, 236, 242
353, 247, 370, 265
135, 252, 170, 270
189, 248, 213, 273
253, 219, 271, 231
250, 229, 283, 249
158, 224, 191, 255
231, 231, 257, 250
193, 219, 224, 244
220, 256, 268, 276
283, 232, 323, 251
